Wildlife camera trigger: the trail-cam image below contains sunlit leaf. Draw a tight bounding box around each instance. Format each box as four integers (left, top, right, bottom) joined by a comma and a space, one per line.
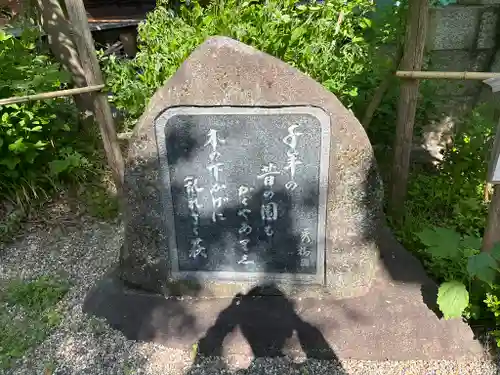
437, 281, 469, 320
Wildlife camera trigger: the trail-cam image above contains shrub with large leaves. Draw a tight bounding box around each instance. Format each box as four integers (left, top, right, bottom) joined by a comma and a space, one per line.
102, 0, 377, 125
417, 226, 500, 326
0, 28, 88, 203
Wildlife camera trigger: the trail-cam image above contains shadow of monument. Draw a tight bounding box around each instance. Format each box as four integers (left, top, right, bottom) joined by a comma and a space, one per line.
359, 157, 442, 316
185, 283, 347, 375
83, 267, 200, 343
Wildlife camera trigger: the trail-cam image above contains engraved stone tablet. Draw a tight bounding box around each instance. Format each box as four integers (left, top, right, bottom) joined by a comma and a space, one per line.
154, 106, 330, 284
120, 37, 383, 298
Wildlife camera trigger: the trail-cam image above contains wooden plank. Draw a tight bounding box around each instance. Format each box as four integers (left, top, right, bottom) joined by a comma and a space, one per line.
388, 0, 429, 219
64, 0, 125, 191
0, 84, 104, 106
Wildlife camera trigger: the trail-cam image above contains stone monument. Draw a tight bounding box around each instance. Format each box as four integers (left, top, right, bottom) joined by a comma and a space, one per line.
85, 36, 484, 361
119, 37, 382, 299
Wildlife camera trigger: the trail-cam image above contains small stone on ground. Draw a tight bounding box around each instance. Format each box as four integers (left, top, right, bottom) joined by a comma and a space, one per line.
0, 218, 499, 375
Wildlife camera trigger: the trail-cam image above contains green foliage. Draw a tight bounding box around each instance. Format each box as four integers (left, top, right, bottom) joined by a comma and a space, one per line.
3, 275, 70, 313
417, 226, 500, 345
79, 183, 120, 220
416, 227, 461, 258
102, 0, 382, 127
0, 28, 91, 206
467, 253, 498, 286
437, 281, 469, 320
0, 274, 69, 369
397, 107, 494, 249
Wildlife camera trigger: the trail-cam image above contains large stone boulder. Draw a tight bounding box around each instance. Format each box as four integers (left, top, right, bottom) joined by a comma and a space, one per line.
119, 36, 383, 299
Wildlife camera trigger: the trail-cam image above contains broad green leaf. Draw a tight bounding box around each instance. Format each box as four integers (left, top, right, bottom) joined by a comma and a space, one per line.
437, 281, 469, 320
467, 253, 497, 285
491, 243, 500, 262
416, 227, 461, 258
49, 159, 70, 176
0, 156, 20, 170
1, 112, 9, 123
33, 140, 47, 149
461, 235, 481, 251
8, 137, 27, 153
0, 31, 13, 42
360, 18, 372, 29
290, 27, 306, 43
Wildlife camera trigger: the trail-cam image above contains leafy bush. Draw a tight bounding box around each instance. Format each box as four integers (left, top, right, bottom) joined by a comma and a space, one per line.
102, 0, 380, 127
396, 106, 494, 247
416, 226, 500, 345
386, 105, 500, 344
0, 28, 91, 205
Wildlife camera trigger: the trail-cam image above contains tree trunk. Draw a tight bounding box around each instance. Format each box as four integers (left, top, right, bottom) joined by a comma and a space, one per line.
35, 0, 94, 114
387, 0, 429, 220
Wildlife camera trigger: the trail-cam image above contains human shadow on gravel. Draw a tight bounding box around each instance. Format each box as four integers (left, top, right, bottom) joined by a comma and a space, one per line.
184, 283, 348, 375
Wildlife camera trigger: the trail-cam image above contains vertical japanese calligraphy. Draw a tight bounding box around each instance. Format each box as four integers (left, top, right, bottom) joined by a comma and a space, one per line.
157, 108, 327, 279
205, 129, 228, 222
184, 176, 207, 259
237, 185, 255, 265
258, 162, 280, 238
298, 228, 313, 267
282, 124, 303, 191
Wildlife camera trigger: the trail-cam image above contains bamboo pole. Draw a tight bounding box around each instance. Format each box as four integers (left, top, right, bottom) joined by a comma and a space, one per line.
64, 0, 124, 191
0, 84, 104, 106
396, 71, 500, 80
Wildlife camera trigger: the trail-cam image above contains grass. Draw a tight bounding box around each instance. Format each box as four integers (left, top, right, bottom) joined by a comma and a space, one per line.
0, 275, 70, 370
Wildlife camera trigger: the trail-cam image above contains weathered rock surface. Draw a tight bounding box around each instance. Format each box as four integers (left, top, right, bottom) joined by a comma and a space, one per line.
120, 36, 383, 299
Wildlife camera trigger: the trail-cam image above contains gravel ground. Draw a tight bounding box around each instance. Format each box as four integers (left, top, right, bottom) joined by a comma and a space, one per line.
0, 217, 499, 375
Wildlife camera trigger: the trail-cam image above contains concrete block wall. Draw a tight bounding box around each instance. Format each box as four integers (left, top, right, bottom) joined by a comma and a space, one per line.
426, 2, 500, 115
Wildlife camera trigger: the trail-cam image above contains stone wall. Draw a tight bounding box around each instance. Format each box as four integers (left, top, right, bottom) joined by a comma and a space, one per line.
426, 2, 500, 115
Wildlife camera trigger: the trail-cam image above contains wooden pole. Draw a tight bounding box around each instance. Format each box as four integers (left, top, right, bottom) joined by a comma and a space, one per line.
396, 71, 500, 80
35, 0, 94, 114
482, 82, 500, 251
387, 0, 429, 219
0, 84, 104, 106
482, 185, 500, 251
63, 0, 124, 191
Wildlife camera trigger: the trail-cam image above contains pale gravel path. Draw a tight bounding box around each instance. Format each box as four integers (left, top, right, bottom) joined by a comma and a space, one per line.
0, 218, 499, 375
